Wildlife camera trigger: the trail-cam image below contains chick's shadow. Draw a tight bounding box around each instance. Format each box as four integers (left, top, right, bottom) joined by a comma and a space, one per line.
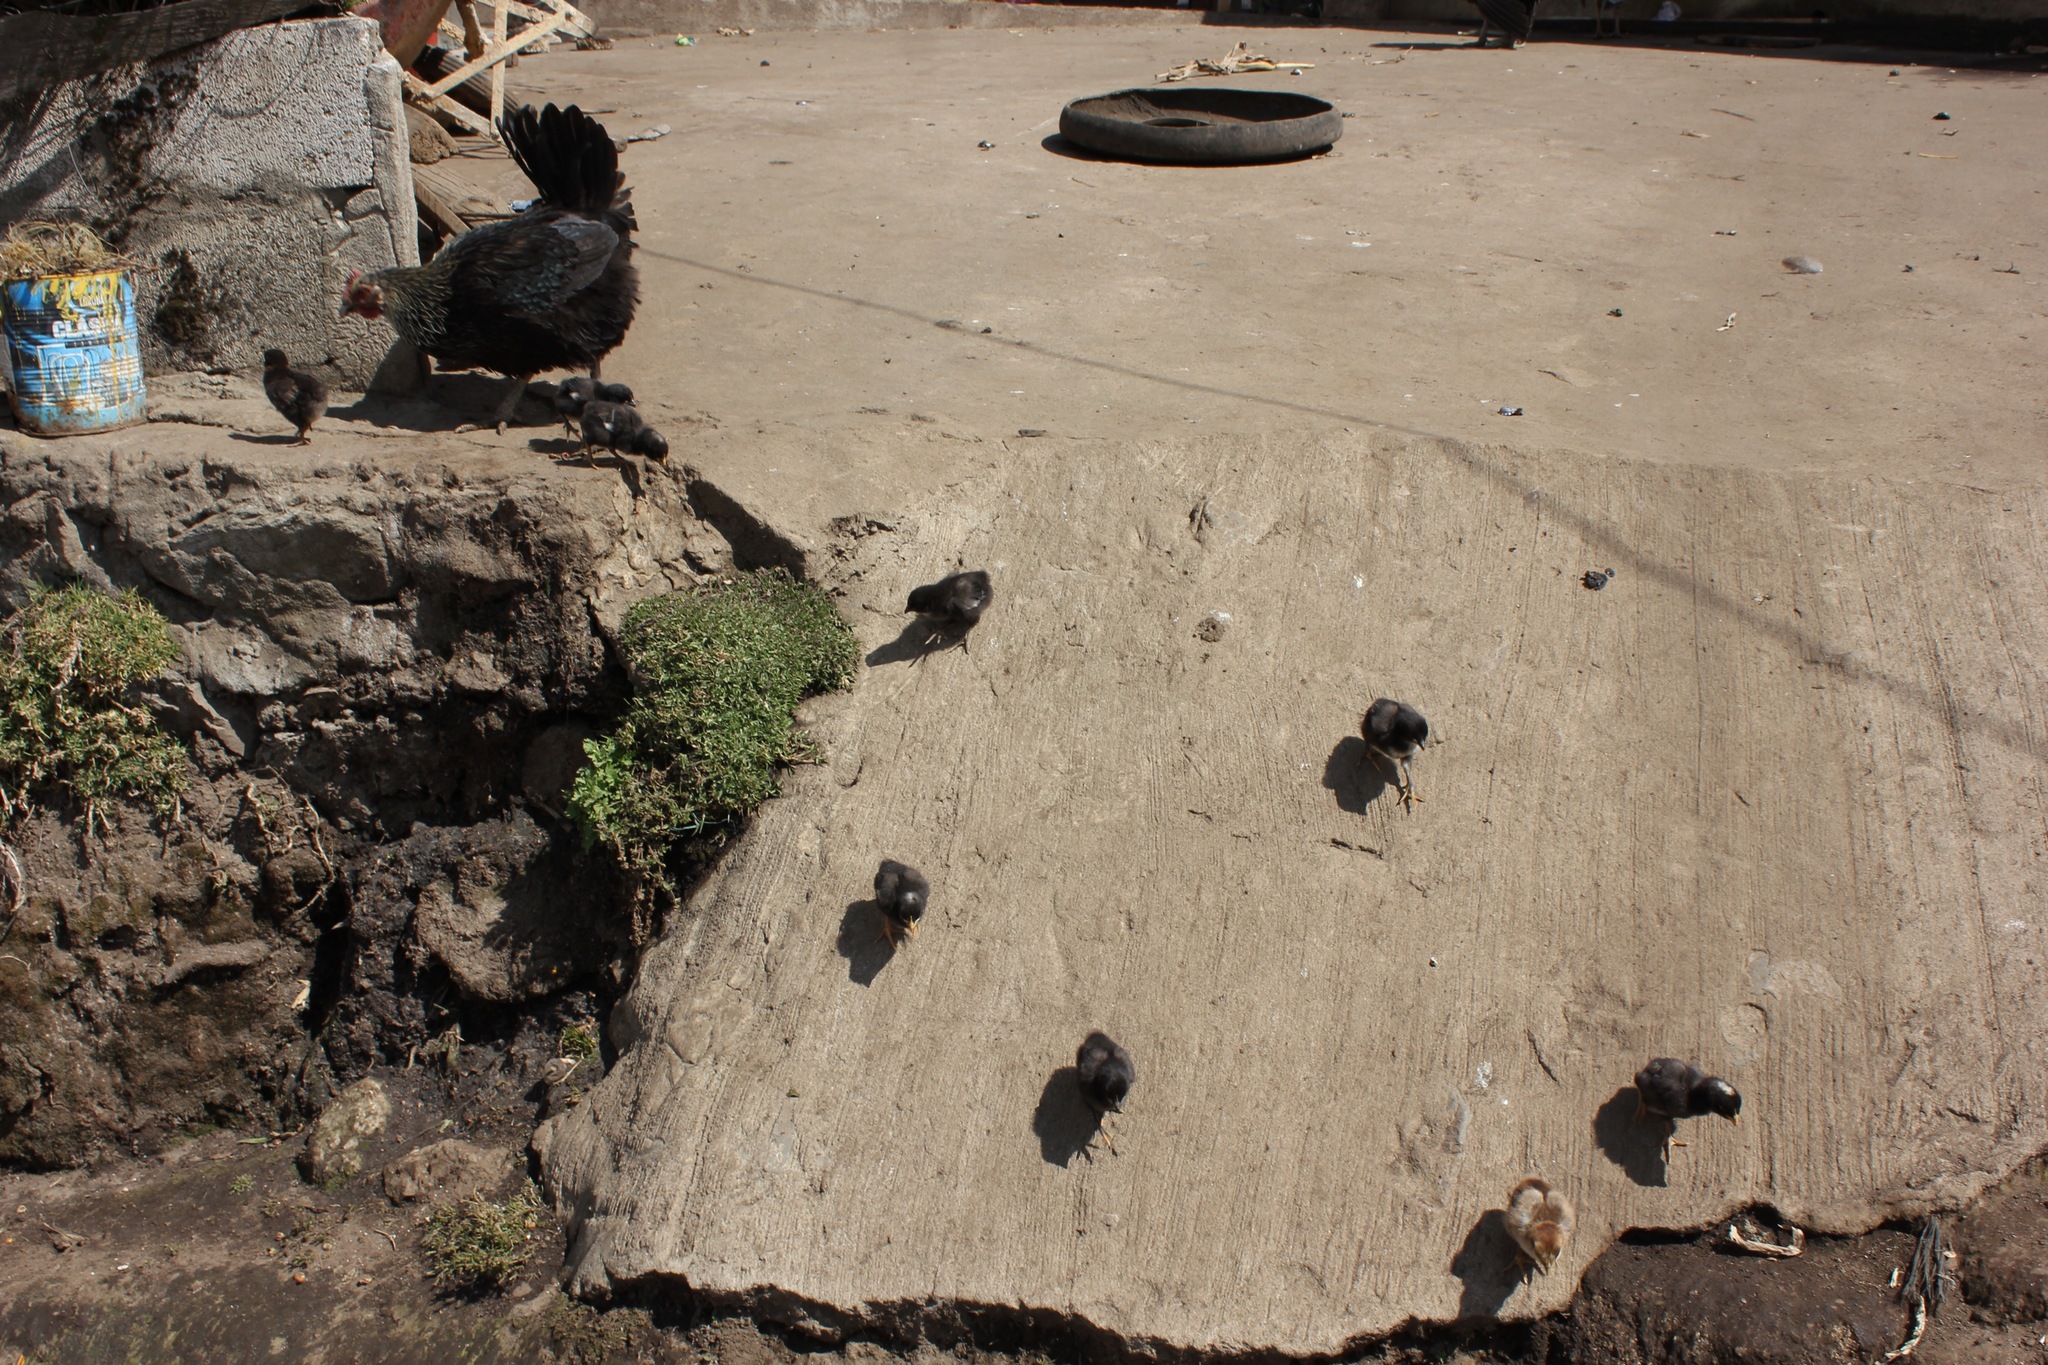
833, 899, 896, 987
1031, 1067, 1099, 1168
1450, 1209, 1523, 1320
1593, 1085, 1668, 1187
1322, 735, 1392, 816
865, 618, 959, 669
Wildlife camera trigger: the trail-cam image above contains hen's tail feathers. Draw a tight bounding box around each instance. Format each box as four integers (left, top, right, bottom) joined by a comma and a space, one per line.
501, 103, 637, 232
1472, 0, 1537, 40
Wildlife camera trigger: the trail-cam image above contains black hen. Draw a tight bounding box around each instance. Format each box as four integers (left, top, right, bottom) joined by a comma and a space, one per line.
261, 348, 328, 445
873, 859, 930, 948
1471, 0, 1537, 46
341, 102, 639, 431
1076, 1031, 1135, 1156
1362, 698, 1429, 810
1635, 1057, 1741, 1159
906, 570, 994, 648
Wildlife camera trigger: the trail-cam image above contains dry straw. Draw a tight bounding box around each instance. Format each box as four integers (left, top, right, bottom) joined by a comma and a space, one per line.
0, 221, 136, 282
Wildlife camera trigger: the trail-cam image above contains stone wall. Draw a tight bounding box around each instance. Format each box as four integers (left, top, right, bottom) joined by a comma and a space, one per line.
0, 18, 417, 390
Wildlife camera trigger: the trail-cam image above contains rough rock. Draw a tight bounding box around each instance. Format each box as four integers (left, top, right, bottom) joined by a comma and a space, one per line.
539, 434, 2048, 1353
0, 431, 746, 1163
382, 1138, 517, 1205
300, 1077, 392, 1186
409, 813, 617, 1004
0, 787, 316, 1169
523, 720, 600, 810
0, 440, 729, 836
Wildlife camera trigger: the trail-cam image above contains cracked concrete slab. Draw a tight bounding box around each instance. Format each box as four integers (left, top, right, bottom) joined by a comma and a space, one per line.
537, 430, 2046, 1353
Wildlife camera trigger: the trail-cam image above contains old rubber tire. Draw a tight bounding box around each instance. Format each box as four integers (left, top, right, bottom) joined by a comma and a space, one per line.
1059, 87, 1341, 164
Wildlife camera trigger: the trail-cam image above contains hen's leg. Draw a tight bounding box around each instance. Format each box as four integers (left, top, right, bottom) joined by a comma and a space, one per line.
459, 373, 533, 434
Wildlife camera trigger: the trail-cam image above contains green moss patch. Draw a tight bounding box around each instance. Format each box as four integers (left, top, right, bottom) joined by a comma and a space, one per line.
0, 584, 186, 829
420, 1182, 546, 1294
568, 571, 857, 935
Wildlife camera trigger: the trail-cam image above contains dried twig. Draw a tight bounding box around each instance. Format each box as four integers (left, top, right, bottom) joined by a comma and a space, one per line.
0, 840, 23, 936
1901, 1218, 1949, 1316
1879, 1296, 1927, 1361
41, 1220, 86, 1252
1158, 42, 1314, 82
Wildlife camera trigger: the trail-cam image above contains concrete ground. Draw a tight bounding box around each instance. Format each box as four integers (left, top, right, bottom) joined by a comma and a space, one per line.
484, 20, 2048, 1357
6, 19, 2038, 1360
471, 20, 2048, 528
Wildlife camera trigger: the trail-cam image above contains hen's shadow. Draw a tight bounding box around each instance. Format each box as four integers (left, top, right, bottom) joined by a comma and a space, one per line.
834, 899, 896, 986
1323, 735, 1392, 815
227, 431, 306, 446
1450, 1209, 1524, 1320
1031, 1067, 1099, 1168
1593, 1085, 1668, 1187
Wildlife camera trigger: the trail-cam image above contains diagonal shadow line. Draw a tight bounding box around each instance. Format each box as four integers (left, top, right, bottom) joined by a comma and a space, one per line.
639, 246, 2041, 758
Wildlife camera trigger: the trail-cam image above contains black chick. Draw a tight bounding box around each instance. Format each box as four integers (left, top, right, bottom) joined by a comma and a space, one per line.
1076, 1031, 1135, 1157
873, 859, 930, 948
594, 380, 634, 404
578, 399, 668, 463
554, 374, 597, 434
906, 570, 993, 650
262, 348, 328, 445
1362, 697, 1429, 810
1635, 1057, 1741, 1159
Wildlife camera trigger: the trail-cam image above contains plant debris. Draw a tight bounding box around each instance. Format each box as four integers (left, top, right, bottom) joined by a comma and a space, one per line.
0, 221, 134, 281
1157, 42, 1315, 83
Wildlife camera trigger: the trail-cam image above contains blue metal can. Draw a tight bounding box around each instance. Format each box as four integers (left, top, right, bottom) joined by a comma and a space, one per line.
2, 269, 148, 436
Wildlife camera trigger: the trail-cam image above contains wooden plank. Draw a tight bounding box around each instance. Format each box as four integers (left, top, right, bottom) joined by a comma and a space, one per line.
488, 0, 507, 128
402, 69, 496, 138
416, 8, 570, 99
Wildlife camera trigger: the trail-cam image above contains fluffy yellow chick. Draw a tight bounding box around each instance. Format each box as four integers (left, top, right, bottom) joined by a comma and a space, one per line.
1504, 1176, 1575, 1276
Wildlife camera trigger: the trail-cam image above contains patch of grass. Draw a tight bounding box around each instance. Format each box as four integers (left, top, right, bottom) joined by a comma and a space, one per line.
558, 1022, 599, 1064
228, 1173, 255, 1195
542, 1300, 658, 1365
568, 571, 857, 934
420, 1181, 545, 1294
0, 583, 186, 829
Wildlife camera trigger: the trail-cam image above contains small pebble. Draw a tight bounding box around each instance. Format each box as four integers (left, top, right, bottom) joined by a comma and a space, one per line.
1498, 405, 1524, 416
1017, 428, 1048, 437
760, 59, 769, 66
1933, 111, 1950, 119
1583, 568, 1616, 590
1783, 255, 1823, 274
1607, 307, 1623, 317
1903, 264, 1915, 272
977, 140, 995, 149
